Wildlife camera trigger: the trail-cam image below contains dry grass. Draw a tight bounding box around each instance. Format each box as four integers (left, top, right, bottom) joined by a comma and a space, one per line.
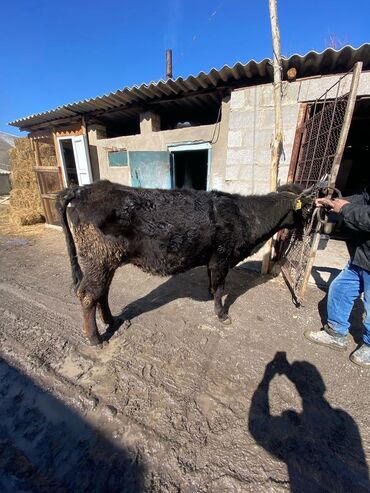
0, 199, 45, 238
7, 137, 59, 226
8, 138, 44, 226
39, 142, 58, 167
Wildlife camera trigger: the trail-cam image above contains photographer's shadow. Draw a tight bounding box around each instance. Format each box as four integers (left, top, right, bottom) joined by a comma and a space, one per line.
248, 353, 369, 493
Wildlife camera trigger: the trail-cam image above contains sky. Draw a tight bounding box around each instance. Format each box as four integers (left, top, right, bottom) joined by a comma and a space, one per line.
1, 0, 369, 134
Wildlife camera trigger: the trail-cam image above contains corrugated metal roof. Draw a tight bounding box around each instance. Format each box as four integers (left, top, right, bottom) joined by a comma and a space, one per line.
10, 43, 370, 130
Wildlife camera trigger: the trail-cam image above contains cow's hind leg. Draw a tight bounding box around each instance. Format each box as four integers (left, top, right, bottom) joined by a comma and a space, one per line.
208, 262, 231, 325
81, 299, 101, 346
77, 267, 113, 345
97, 271, 114, 326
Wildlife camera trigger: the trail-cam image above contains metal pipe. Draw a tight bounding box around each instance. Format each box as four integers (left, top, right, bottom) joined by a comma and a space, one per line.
166, 49, 173, 79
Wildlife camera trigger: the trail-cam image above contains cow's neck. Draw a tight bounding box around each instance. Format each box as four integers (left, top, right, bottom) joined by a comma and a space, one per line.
238, 193, 297, 245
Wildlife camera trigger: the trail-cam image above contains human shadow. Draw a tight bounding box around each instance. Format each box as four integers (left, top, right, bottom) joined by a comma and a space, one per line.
248, 352, 370, 493
311, 267, 365, 346
0, 358, 145, 493
103, 266, 272, 340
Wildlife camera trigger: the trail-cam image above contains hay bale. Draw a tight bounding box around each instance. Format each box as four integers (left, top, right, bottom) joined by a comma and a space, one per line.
39, 142, 58, 167
8, 138, 44, 226
9, 209, 44, 226
10, 189, 41, 209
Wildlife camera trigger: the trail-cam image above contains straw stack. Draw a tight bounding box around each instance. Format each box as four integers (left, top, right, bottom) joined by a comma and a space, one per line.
39, 141, 58, 167
8, 138, 44, 226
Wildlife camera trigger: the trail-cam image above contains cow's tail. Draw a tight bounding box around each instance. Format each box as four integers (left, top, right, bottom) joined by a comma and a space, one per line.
56, 187, 83, 291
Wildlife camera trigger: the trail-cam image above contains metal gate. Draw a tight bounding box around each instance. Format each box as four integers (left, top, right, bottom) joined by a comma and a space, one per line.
280, 62, 362, 303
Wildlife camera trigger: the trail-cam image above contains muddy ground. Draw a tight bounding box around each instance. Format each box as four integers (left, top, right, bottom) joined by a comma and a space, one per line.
0, 216, 369, 492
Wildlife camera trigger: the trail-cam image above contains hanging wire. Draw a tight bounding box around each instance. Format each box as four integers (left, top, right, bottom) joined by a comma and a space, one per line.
210, 104, 222, 144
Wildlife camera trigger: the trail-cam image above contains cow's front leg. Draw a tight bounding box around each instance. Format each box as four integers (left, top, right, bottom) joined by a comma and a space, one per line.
213, 285, 231, 325
208, 263, 231, 325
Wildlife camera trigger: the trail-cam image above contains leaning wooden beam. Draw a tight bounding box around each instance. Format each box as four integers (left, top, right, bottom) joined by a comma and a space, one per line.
30, 137, 47, 220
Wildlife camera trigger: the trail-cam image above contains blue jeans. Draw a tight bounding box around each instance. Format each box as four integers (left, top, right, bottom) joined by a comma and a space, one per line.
327, 261, 370, 345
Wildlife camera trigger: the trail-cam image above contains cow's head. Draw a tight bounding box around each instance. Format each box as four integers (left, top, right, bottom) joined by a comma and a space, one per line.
277, 183, 315, 227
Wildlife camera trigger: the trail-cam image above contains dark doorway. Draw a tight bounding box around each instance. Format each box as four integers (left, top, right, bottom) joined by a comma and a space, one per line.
336, 98, 370, 195
172, 150, 208, 190
59, 139, 78, 186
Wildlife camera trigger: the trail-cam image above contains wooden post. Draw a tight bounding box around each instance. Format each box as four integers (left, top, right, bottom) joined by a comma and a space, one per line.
269, 0, 283, 192
262, 0, 283, 274
52, 129, 65, 187
30, 137, 48, 220
33, 138, 42, 167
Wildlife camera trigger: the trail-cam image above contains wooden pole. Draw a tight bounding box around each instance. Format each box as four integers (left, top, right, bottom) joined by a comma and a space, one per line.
30, 137, 48, 220
269, 0, 283, 192
33, 138, 42, 167
262, 0, 283, 274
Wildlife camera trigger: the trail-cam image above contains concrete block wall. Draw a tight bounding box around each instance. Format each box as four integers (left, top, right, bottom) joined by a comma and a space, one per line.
225, 83, 300, 196
224, 71, 370, 196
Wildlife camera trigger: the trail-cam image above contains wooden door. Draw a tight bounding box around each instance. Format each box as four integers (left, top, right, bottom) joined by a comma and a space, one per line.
34, 166, 64, 226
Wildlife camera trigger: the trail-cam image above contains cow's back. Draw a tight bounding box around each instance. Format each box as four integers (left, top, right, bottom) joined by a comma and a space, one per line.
69, 182, 221, 275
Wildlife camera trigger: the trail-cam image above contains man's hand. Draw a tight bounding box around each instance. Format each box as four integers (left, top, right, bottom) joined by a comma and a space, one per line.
315, 197, 350, 213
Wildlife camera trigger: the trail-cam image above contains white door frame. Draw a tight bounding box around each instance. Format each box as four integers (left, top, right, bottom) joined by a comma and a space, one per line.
167, 142, 212, 190
58, 135, 93, 186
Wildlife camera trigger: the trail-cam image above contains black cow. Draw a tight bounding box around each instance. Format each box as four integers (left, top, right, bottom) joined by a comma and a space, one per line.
57, 180, 312, 345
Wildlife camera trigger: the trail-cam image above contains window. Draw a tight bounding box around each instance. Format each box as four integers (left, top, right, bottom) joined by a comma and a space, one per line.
108, 150, 128, 167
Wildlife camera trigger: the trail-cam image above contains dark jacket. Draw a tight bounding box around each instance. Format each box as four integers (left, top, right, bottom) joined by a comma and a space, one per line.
340, 187, 370, 272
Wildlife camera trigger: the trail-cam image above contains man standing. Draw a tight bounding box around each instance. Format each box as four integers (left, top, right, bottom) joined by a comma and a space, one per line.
304, 188, 370, 368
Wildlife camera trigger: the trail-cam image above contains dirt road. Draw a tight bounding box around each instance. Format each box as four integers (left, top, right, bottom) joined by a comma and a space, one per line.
0, 225, 369, 492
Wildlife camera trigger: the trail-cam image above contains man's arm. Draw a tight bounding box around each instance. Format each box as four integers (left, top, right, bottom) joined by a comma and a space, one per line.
340, 203, 370, 233
316, 196, 370, 233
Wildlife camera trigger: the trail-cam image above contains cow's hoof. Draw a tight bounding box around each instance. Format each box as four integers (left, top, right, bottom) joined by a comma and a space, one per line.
218, 314, 232, 325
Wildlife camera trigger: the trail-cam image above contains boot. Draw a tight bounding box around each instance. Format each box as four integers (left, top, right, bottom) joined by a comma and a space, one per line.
304, 324, 348, 351
350, 344, 370, 368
